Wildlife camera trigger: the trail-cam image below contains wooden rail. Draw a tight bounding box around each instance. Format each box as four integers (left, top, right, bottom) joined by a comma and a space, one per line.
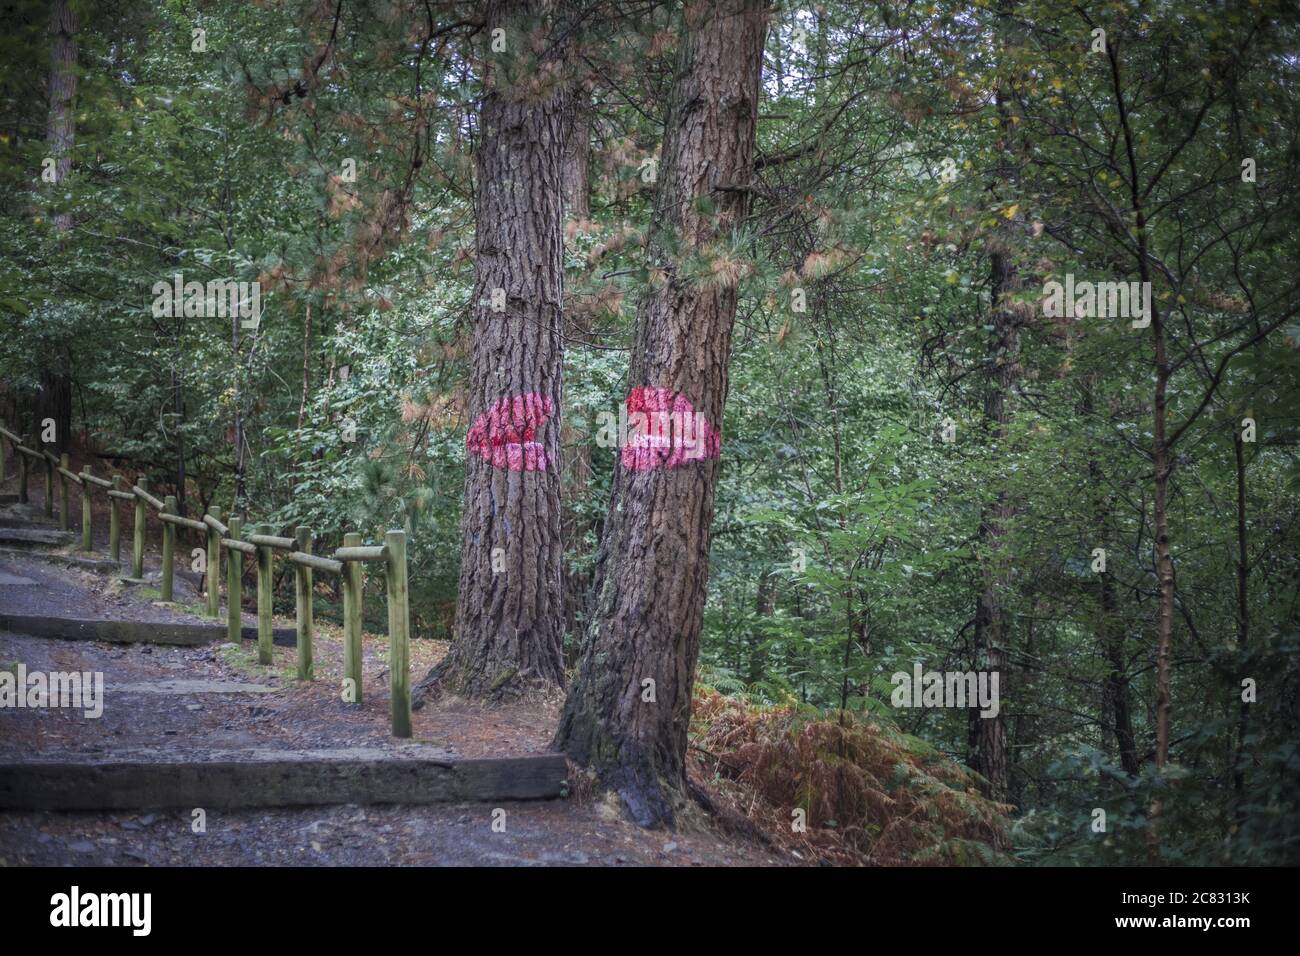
0, 419, 413, 737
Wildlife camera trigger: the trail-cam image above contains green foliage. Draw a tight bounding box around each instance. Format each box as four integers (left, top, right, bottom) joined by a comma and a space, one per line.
2, 0, 1297, 864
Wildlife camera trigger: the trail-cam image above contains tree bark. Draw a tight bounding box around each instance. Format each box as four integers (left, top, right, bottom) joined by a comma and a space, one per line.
968, 244, 1017, 806
560, 77, 591, 221
1106, 33, 1174, 859
1100, 542, 1140, 776
1231, 430, 1250, 812
414, 0, 568, 701
968, 52, 1021, 806
38, 0, 78, 453
748, 569, 775, 685
554, 0, 768, 828
560, 74, 594, 655
1082, 377, 1139, 776
45, 0, 76, 232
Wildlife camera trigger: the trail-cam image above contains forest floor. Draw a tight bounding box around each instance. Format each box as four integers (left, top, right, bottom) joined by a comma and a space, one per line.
0, 480, 790, 866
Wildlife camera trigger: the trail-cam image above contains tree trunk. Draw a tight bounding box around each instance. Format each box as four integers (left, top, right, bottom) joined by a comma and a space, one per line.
560, 77, 591, 221
172, 363, 186, 514
1083, 377, 1139, 777
554, 0, 768, 828
1105, 37, 1173, 857
968, 245, 1017, 806
1101, 548, 1140, 776
1148, 275, 1174, 857
38, 0, 78, 453
45, 0, 76, 232
560, 74, 593, 656
1231, 430, 1250, 812
414, 0, 568, 701
748, 569, 776, 685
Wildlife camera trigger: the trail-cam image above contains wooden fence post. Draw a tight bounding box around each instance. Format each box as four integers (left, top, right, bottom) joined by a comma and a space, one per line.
342, 532, 363, 704
109, 475, 123, 561
17, 441, 28, 503
206, 505, 222, 618
43, 454, 53, 518
80, 466, 93, 552
294, 526, 314, 681
0, 428, 6, 482
58, 453, 70, 531
256, 523, 273, 665
227, 516, 243, 645
385, 529, 411, 738
132, 476, 147, 579
161, 495, 176, 601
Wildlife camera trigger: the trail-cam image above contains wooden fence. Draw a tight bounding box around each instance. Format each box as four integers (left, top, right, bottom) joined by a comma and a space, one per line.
0, 422, 411, 737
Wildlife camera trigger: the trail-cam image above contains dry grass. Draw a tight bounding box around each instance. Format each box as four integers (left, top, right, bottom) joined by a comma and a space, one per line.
689, 689, 1011, 866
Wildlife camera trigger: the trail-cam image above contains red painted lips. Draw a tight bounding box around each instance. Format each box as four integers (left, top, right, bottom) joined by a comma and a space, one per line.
468, 387, 719, 474
620, 386, 721, 471
467, 392, 553, 472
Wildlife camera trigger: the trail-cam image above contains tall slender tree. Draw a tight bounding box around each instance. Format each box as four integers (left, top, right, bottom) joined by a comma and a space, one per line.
560, 72, 595, 652
556, 0, 769, 827
38, 0, 77, 452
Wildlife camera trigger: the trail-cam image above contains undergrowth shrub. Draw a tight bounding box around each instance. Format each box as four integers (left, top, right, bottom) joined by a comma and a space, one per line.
689, 688, 1010, 865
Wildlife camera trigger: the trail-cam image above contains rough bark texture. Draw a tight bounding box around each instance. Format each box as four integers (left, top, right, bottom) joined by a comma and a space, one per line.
1231, 431, 1250, 811
45, 0, 76, 231
968, 244, 1017, 807
414, 0, 568, 701
560, 78, 592, 221
967, 58, 1020, 807
38, 0, 78, 452
1100, 541, 1139, 776
554, 0, 768, 829
560, 76, 593, 654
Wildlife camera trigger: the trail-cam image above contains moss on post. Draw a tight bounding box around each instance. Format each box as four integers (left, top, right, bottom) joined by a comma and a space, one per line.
342, 532, 363, 705
80, 466, 93, 552
295, 526, 314, 681
108, 474, 123, 562
206, 505, 222, 618
256, 522, 274, 665
227, 515, 243, 645
132, 476, 147, 579
161, 495, 177, 602
385, 529, 411, 738
18, 446, 29, 503
58, 453, 70, 531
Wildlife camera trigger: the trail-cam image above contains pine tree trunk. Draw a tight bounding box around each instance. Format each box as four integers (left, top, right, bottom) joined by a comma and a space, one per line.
1098, 538, 1139, 775
554, 0, 768, 828
560, 78, 591, 221
969, 249, 1016, 806
38, 0, 78, 452
414, 0, 568, 701
560, 76, 593, 655
1083, 377, 1140, 777
45, 0, 76, 231
1231, 431, 1250, 812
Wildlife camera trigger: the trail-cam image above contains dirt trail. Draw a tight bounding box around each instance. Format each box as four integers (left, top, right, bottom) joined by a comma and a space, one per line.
0, 528, 789, 866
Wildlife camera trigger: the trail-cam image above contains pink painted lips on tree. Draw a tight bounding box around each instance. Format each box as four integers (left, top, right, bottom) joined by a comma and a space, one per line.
621, 386, 721, 471
467, 392, 553, 472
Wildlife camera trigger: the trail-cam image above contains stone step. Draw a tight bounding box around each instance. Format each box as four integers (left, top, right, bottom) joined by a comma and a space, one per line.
0, 526, 75, 549
0, 748, 568, 810
0, 613, 298, 647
